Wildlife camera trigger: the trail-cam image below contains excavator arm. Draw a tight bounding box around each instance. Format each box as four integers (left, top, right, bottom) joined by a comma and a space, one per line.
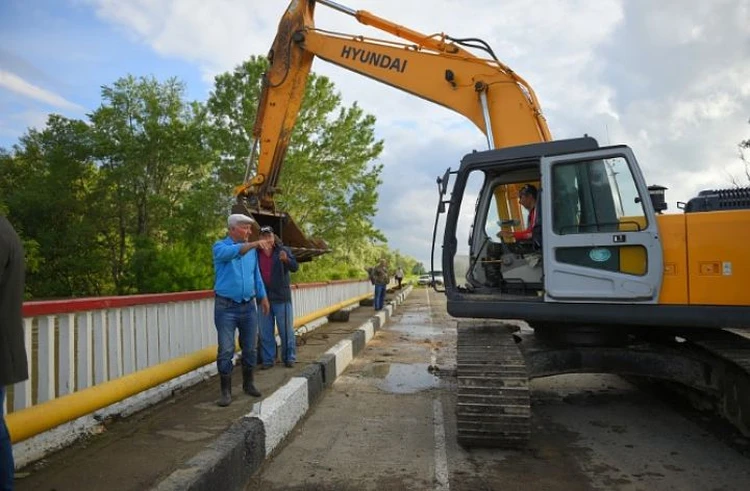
234, 0, 551, 259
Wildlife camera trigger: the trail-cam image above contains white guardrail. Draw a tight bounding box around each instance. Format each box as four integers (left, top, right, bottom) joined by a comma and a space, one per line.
5, 280, 372, 414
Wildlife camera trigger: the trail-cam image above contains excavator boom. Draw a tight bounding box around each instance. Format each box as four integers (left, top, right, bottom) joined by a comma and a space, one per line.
234, 0, 551, 260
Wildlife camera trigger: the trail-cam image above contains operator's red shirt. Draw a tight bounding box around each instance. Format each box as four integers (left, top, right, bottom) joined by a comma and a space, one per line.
513, 206, 536, 241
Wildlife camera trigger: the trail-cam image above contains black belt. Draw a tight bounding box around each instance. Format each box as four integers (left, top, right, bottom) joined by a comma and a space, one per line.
216, 295, 253, 304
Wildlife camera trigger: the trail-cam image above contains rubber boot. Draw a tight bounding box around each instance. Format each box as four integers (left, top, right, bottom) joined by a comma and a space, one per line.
242, 365, 262, 397
218, 373, 232, 407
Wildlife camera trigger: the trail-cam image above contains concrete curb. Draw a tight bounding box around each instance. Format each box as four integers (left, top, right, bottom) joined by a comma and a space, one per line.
153, 285, 413, 491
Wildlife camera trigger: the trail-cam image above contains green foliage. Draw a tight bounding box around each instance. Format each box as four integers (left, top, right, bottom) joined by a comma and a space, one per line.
130, 238, 214, 293
0, 115, 112, 297
206, 59, 385, 250
89, 75, 217, 293
276, 80, 385, 249
1, 61, 420, 299
205, 56, 268, 190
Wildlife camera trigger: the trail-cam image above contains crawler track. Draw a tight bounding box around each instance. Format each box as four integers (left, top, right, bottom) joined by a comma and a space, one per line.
455, 322, 750, 447
456, 321, 530, 447
688, 328, 750, 436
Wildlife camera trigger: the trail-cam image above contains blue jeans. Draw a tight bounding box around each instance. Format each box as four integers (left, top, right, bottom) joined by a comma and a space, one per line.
214, 297, 259, 374
1, 386, 13, 491
374, 284, 386, 310
260, 302, 295, 365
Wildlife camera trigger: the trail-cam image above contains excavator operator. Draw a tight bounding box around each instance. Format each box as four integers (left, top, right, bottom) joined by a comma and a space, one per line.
499, 184, 538, 242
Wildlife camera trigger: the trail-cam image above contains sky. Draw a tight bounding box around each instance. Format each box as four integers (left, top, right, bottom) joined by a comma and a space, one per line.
1, 0, 749, 268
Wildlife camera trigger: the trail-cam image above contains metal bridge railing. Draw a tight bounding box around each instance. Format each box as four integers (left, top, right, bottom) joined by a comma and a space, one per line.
5, 280, 371, 417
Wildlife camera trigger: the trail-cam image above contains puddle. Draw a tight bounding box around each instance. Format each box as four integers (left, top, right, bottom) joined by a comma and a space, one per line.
370, 363, 440, 394
390, 323, 444, 339
389, 312, 444, 339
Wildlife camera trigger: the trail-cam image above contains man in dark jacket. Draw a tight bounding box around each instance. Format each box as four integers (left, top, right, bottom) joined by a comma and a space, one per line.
1, 216, 29, 489
369, 259, 390, 311
257, 226, 299, 368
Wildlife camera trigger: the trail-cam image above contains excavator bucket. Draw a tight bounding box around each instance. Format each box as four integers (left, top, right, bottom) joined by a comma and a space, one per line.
231, 203, 330, 262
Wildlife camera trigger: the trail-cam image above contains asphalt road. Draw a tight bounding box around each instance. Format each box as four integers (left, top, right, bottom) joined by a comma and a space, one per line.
249, 287, 750, 491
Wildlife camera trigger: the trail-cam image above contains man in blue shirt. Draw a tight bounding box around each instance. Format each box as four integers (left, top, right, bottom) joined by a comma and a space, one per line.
213, 213, 271, 407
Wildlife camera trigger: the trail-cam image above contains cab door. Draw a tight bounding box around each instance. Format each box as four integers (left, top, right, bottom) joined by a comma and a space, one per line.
540, 146, 663, 302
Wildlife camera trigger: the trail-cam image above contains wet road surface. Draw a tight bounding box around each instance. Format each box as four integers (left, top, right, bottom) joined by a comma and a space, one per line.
249, 287, 750, 490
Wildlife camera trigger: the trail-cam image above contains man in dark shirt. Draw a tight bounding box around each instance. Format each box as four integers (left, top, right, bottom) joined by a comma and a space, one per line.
369, 259, 390, 311
257, 226, 299, 369
1, 216, 29, 489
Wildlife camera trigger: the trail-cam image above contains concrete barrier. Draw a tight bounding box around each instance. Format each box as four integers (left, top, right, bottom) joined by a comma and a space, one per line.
154, 286, 413, 491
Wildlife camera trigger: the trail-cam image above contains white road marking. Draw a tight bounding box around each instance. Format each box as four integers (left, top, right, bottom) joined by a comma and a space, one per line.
433, 398, 450, 490
425, 285, 432, 314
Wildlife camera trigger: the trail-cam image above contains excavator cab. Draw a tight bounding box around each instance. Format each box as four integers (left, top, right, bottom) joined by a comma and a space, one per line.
477, 180, 545, 296
440, 137, 665, 323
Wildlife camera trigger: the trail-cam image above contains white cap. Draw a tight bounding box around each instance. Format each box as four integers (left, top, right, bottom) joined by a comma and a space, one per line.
228, 213, 255, 228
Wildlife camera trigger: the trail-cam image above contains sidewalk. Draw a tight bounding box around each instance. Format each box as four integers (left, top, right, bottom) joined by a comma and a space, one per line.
15, 286, 412, 491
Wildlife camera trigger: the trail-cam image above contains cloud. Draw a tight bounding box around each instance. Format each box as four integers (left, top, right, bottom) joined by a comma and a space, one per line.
586, 0, 750, 209
0, 70, 84, 111
84, 1, 283, 71
0, 110, 51, 139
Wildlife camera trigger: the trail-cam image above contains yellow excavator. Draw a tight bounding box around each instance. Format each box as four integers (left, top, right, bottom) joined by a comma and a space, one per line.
237, 0, 750, 446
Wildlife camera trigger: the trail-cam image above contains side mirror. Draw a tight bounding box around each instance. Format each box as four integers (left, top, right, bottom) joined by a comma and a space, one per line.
436, 167, 452, 214
437, 168, 451, 195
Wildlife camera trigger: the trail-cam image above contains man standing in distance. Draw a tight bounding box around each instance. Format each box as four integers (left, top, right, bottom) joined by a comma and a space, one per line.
394, 266, 404, 289
257, 226, 299, 369
370, 259, 390, 311
1, 216, 29, 490
213, 214, 271, 407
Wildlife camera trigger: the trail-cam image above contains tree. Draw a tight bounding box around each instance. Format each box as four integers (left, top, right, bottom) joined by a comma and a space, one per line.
739, 119, 750, 185
730, 118, 750, 187
205, 57, 268, 189
206, 57, 385, 255
411, 262, 426, 275
89, 75, 218, 293
0, 116, 110, 297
